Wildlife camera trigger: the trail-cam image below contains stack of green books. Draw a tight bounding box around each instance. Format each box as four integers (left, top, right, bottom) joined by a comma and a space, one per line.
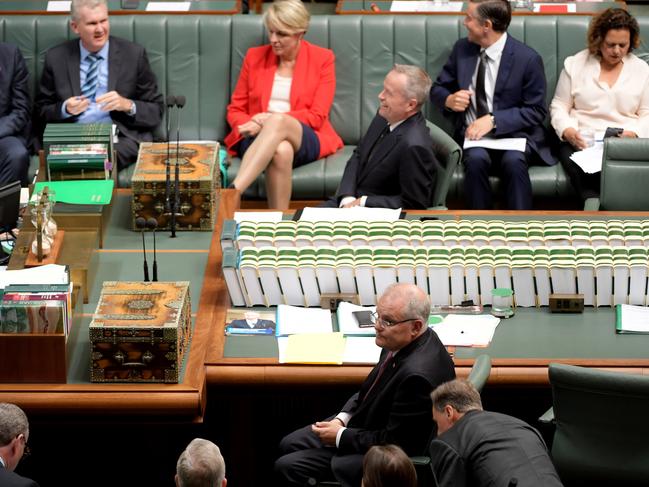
44, 123, 113, 181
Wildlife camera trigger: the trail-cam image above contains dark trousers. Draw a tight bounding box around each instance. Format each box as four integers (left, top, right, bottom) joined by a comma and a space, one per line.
115, 135, 140, 171
557, 141, 600, 202
0, 136, 29, 186
463, 147, 533, 210
275, 422, 364, 487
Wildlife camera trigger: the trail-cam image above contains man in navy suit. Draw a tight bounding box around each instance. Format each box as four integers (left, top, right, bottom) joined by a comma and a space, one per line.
323, 65, 440, 209
430, 0, 553, 210
0, 43, 30, 187
0, 403, 39, 487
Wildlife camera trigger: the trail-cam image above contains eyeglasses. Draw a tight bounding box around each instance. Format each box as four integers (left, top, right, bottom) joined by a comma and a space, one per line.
370, 311, 417, 329
17, 434, 30, 458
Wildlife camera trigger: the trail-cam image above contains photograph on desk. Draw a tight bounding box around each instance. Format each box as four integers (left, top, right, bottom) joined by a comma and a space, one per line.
225, 309, 276, 336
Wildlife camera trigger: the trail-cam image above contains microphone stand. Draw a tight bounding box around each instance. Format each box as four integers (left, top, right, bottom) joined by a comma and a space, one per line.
171, 95, 186, 238
164, 95, 176, 218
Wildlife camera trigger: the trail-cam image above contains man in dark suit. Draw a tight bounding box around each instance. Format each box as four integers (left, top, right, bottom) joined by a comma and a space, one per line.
430, 0, 553, 210
0, 403, 39, 487
35, 0, 163, 172
0, 43, 30, 187
323, 65, 440, 209
430, 380, 563, 487
275, 283, 455, 487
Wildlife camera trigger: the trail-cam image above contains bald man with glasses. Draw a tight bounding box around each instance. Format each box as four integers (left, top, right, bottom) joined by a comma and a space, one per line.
0, 403, 38, 487
275, 283, 455, 487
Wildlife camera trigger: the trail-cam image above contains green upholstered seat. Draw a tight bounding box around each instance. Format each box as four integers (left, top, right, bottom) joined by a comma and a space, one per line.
548, 363, 649, 486
584, 138, 649, 211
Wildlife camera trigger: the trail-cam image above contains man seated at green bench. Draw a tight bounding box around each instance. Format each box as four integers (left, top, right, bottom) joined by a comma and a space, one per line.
322, 65, 440, 209
35, 0, 164, 172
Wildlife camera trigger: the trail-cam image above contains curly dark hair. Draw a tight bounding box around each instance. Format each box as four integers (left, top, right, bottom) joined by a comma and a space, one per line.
588, 8, 640, 56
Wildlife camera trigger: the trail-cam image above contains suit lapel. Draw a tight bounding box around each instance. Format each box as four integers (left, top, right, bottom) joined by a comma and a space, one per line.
459, 43, 480, 89
493, 36, 514, 109
67, 41, 82, 95
108, 37, 120, 91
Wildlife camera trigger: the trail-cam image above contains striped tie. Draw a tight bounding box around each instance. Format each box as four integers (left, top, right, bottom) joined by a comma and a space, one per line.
81, 53, 101, 101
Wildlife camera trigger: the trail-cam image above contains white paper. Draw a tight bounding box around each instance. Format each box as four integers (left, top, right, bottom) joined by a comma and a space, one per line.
430, 314, 500, 347
618, 304, 649, 333
463, 138, 527, 152
234, 211, 283, 223
47, 1, 71, 12
533, 3, 577, 13
343, 337, 382, 364
146, 1, 191, 11
20, 188, 30, 205
275, 305, 333, 336
0, 264, 69, 289
390, 0, 463, 12
337, 301, 376, 336
277, 336, 289, 363
300, 207, 401, 222
569, 142, 604, 174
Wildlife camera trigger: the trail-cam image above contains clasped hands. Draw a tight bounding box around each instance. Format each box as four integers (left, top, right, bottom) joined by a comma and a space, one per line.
238, 112, 273, 137
562, 127, 638, 151
445, 89, 494, 141
65, 91, 134, 115
311, 418, 344, 446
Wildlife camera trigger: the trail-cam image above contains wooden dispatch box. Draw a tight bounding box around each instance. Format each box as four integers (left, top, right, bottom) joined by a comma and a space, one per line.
131, 141, 220, 231
89, 281, 192, 383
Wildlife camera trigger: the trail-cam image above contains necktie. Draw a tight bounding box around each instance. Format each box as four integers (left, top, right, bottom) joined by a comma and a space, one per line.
364, 351, 393, 401
368, 124, 390, 162
475, 50, 489, 118
81, 54, 101, 101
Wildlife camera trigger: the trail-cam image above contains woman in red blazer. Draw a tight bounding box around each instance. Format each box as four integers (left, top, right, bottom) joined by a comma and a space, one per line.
225, 0, 343, 209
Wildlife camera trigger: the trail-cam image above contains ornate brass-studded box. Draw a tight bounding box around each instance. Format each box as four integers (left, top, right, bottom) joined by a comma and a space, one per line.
131, 141, 220, 231
90, 281, 191, 383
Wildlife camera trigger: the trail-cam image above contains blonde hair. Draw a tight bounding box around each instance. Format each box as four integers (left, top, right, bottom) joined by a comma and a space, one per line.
264, 0, 310, 35
71, 0, 106, 21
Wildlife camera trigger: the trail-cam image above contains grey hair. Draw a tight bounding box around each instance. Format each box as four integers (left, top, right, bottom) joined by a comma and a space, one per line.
382, 283, 431, 323
176, 438, 225, 487
431, 380, 483, 413
0, 403, 29, 447
392, 64, 432, 109
71, 0, 107, 22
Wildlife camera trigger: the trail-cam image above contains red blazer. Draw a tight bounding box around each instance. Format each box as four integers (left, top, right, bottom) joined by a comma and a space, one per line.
225, 40, 343, 159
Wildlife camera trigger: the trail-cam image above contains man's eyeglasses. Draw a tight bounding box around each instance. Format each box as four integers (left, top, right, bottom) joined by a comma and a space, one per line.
370, 311, 417, 329
18, 434, 31, 458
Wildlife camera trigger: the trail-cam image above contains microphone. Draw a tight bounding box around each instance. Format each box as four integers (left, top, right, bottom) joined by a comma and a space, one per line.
146, 217, 159, 282
135, 217, 150, 282
171, 95, 186, 238
165, 95, 176, 216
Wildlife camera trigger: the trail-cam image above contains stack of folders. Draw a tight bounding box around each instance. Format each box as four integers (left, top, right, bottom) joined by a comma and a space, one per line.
0, 264, 73, 335
44, 123, 114, 181
222, 245, 649, 308
220, 219, 649, 250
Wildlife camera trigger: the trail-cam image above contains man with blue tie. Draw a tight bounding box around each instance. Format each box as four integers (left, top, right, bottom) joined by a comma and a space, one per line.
35, 0, 163, 173
430, 0, 554, 210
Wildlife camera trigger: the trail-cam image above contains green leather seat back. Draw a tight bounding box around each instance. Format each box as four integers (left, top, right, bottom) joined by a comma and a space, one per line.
599, 138, 649, 210
549, 363, 649, 486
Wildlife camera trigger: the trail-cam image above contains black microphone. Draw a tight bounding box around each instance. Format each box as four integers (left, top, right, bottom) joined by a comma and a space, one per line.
171, 95, 186, 238
135, 217, 150, 282
146, 217, 159, 282
165, 95, 176, 216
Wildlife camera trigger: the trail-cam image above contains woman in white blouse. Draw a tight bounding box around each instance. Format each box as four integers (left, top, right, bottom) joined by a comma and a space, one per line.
550, 8, 649, 201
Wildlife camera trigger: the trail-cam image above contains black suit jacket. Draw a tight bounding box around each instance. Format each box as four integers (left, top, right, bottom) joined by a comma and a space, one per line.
0, 465, 39, 487
430, 410, 564, 487
339, 328, 455, 456
334, 111, 440, 209
0, 42, 30, 142
35, 36, 163, 144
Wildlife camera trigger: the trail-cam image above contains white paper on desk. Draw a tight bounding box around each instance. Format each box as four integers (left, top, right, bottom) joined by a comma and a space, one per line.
233, 211, 283, 223
47, 1, 71, 11
390, 1, 463, 12
337, 301, 376, 336
617, 304, 649, 333
343, 337, 382, 364
464, 138, 526, 152
431, 314, 500, 347
300, 207, 401, 222
569, 142, 604, 174
0, 264, 69, 289
533, 3, 577, 13
146, 1, 191, 11
277, 336, 289, 363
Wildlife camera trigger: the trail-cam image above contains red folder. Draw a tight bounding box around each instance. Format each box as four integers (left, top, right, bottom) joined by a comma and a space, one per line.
539, 4, 570, 12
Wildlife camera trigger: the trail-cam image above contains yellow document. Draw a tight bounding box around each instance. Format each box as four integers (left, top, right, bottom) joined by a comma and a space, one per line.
284, 332, 346, 364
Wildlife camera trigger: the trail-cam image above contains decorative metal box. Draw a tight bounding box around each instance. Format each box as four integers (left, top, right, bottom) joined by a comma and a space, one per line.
90, 281, 191, 383
131, 141, 220, 231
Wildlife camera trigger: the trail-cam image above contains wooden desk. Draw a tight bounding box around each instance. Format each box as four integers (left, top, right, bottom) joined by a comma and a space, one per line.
0, 0, 240, 14
206, 202, 649, 387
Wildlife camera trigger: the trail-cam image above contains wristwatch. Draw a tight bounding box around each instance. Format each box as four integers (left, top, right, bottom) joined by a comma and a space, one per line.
489, 113, 496, 131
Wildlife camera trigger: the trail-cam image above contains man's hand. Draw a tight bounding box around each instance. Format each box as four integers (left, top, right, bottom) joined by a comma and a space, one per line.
342, 198, 362, 208
238, 120, 262, 138
311, 420, 343, 446
445, 89, 472, 112
96, 91, 133, 112
65, 96, 90, 115
562, 127, 587, 150
465, 114, 494, 141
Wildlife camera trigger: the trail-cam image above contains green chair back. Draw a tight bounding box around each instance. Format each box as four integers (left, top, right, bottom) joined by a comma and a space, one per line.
597, 138, 649, 211
427, 120, 462, 210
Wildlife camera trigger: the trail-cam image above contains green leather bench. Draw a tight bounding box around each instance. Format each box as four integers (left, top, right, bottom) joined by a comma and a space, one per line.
4, 14, 648, 204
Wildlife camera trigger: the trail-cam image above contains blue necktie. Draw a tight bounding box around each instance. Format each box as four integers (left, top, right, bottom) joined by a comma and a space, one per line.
81, 54, 101, 101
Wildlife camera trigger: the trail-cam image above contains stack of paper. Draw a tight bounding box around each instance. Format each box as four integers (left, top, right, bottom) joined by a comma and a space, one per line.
431, 314, 500, 347
615, 304, 649, 334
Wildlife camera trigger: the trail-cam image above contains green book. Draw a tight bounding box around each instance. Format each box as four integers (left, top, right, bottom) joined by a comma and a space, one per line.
34, 180, 114, 205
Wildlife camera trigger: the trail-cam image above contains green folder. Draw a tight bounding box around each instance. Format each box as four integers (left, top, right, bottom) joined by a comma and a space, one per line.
34, 180, 114, 205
